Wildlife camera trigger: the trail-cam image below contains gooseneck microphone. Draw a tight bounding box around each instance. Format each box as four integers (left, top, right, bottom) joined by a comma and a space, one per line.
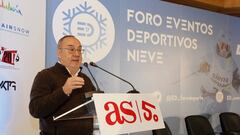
89, 62, 139, 93
83, 62, 104, 93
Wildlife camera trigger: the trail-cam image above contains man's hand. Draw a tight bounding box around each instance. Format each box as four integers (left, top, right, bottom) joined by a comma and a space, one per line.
62, 76, 85, 96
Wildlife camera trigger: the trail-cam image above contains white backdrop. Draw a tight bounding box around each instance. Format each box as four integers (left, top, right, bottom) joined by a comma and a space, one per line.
0, 0, 45, 134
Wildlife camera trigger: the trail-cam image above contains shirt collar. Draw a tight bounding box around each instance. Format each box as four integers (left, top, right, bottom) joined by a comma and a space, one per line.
58, 61, 81, 76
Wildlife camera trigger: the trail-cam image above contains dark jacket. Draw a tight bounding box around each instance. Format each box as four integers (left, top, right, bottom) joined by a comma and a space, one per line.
29, 63, 95, 135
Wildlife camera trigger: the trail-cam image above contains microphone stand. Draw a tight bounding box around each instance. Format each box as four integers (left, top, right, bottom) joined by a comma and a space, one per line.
90, 62, 139, 93
84, 62, 104, 93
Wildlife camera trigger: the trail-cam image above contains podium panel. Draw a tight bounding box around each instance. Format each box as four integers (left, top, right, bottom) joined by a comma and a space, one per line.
93, 93, 165, 134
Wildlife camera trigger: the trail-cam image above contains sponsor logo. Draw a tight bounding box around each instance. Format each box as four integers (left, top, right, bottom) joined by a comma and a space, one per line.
0, 80, 16, 91
53, 0, 115, 62
0, 46, 20, 69
0, 22, 30, 36
0, 0, 22, 16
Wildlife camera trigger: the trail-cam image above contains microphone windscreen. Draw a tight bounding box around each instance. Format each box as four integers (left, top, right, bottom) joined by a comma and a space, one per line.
83, 62, 88, 67
90, 62, 97, 67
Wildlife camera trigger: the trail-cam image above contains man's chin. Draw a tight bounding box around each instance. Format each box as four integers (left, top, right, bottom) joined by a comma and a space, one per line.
73, 65, 81, 68
69, 63, 81, 69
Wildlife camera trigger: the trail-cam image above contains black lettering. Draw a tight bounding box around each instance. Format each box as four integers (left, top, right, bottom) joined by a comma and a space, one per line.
0, 81, 16, 91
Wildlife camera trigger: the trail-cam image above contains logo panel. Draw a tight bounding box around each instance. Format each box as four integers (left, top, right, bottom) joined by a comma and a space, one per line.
53, 0, 115, 62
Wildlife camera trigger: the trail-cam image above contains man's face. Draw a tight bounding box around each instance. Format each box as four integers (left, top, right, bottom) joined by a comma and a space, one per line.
57, 37, 83, 70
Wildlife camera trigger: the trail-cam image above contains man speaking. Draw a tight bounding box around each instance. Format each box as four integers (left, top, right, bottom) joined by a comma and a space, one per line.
29, 35, 95, 135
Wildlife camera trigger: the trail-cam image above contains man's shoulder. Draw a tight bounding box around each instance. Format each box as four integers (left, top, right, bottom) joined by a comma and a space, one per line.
36, 64, 58, 76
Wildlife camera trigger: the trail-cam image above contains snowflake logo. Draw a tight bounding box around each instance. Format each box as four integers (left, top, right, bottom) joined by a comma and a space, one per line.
53, 0, 115, 62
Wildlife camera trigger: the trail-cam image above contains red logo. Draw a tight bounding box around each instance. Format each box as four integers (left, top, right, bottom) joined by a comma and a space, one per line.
0, 47, 19, 65
104, 100, 159, 126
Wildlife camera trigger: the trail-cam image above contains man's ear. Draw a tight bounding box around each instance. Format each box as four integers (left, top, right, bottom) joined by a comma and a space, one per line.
57, 48, 61, 58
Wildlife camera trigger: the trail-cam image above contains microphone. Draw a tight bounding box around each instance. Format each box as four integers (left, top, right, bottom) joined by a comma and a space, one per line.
83, 62, 104, 93
89, 62, 139, 93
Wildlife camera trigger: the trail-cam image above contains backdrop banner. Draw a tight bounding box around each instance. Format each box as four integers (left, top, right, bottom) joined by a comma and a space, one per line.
47, 0, 240, 134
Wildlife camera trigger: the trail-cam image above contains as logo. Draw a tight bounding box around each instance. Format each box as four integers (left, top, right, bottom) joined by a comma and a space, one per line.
53, 0, 115, 62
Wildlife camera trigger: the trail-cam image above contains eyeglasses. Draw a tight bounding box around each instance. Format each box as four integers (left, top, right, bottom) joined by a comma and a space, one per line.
59, 47, 84, 54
